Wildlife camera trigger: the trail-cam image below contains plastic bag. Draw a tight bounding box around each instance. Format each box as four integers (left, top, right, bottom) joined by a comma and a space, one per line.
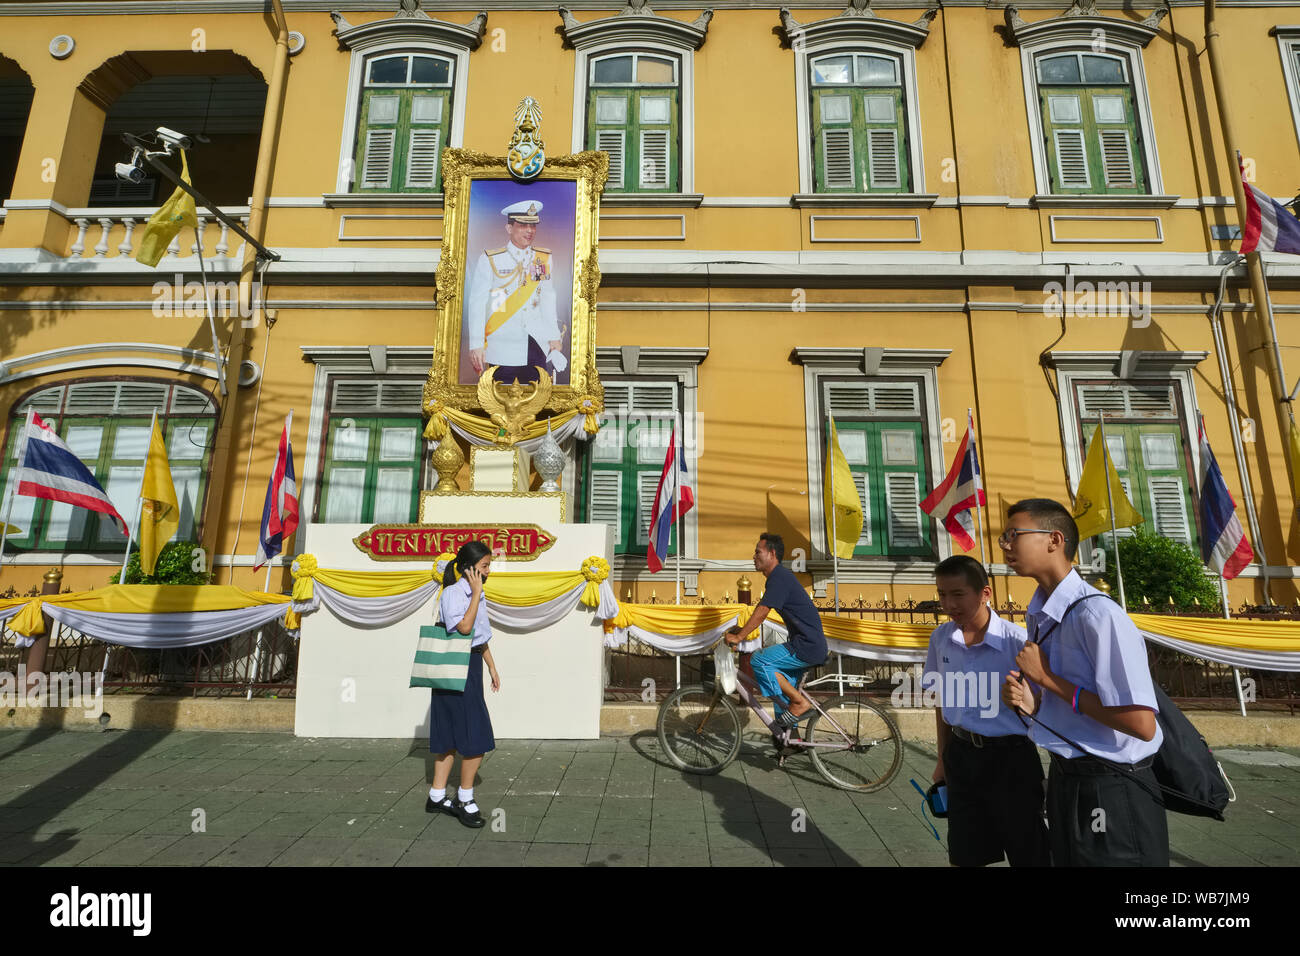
713, 642, 738, 695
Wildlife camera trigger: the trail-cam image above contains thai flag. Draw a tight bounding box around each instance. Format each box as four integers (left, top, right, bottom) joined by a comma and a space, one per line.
1198, 418, 1253, 579
646, 421, 694, 573
14, 410, 127, 533
920, 411, 985, 552
1240, 159, 1300, 255
254, 412, 300, 571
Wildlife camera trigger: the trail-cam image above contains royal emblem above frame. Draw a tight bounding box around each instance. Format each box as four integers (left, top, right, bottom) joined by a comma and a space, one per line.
425, 100, 608, 443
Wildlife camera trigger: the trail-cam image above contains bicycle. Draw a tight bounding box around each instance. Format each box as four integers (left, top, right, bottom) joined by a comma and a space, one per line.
655, 647, 903, 792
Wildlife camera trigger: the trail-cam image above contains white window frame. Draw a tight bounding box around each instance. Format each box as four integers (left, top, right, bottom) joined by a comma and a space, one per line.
794, 38, 926, 197
793, 346, 951, 589
1274, 28, 1300, 154
571, 39, 696, 196
335, 40, 471, 195
1045, 349, 1209, 570
299, 347, 434, 523
1019, 36, 1166, 200
592, 346, 707, 589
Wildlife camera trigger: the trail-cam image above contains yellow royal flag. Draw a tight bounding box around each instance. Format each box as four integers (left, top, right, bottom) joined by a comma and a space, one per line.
135, 150, 198, 267
1072, 425, 1144, 541
1288, 418, 1300, 510
139, 421, 179, 576
824, 417, 864, 559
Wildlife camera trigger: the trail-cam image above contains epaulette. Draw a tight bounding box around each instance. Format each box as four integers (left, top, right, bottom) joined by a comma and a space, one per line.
533, 247, 551, 255
485, 246, 507, 256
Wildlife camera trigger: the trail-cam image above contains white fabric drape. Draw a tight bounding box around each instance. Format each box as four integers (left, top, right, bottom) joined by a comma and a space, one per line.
753, 620, 927, 664
40, 603, 288, 649
297, 578, 619, 634
605, 614, 762, 656
1139, 630, 1300, 673
0, 605, 33, 648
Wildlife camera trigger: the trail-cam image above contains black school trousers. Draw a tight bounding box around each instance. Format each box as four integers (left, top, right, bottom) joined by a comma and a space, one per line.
944, 733, 1051, 867
1047, 752, 1170, 867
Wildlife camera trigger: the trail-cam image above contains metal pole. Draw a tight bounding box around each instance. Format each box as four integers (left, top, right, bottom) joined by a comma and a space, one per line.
674, 418, 681, 606
1098, 413, 1126, 608
1209, 270, 1270, 600
830, 420, 840, 617
969, 408, 989, 571
118, 408, 157, 585
247, 627, 265, 701
1219, 575, 1248, 717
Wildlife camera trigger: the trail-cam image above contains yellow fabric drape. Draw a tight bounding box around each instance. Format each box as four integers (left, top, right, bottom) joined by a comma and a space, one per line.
820, 616, 932, 649
1132, 614, 1300, 653
606, 603, 754, 634
6, 585, 292, 637
422, 405, 587, 443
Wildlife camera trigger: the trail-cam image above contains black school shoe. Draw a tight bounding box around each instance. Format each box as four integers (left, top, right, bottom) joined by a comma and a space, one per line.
454, 799, 486, 829
426, 794, 458, 817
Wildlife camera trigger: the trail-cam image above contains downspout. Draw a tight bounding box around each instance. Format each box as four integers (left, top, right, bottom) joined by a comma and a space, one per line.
1204, 0, 1283, 601
199, 0, 290, 569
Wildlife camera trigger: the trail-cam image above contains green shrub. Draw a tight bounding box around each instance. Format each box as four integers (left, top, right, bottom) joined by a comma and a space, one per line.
1099, 527, 1221, 612
112, 541, 214, 586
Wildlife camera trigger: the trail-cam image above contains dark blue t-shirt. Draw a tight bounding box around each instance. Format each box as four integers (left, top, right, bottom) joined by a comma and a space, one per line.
759, 563, 828, 666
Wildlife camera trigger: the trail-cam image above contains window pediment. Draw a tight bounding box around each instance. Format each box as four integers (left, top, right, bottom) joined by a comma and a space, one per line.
780, 1, 938, 52
558, 3, 713, 52
331, 5, 487, 53
1004, 0, 1168, 50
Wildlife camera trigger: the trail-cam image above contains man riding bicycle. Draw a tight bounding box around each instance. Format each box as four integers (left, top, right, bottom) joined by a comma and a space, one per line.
725, 533, 829, 749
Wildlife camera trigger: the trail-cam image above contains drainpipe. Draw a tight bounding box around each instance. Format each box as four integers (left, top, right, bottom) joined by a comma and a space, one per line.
1204, 0, 1287, 600
200, 0, 290, 569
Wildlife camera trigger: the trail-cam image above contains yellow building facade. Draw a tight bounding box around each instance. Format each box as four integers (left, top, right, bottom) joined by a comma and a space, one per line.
1, 0, 1299, 609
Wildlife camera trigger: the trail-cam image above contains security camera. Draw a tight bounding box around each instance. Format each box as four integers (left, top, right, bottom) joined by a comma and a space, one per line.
114, 161, 146, 184
156, 127, 192, 150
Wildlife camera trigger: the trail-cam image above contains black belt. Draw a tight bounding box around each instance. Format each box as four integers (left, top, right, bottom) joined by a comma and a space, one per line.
471, 645, 486, 655
1050, 751, 1154, 775
950, 726, 1031, 750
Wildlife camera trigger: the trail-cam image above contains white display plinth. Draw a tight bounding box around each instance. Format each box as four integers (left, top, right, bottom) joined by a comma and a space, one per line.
294, 504, 612, 740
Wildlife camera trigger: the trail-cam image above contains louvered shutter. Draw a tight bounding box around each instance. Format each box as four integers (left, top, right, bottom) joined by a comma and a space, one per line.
871, 383, 920, 414
821, 128, 855, 189
1127, 385, 1175, 418
639, 129, 669, 189
885, 473, 923, 548
1148, 476, 1191, 545
826, 383, 870, 417
588, 471, 623, 545
331, 381, 382, 413
1053, 130, 1090, 189
636, 471, 661, 546
170, 387, 215, 415
633, 383, 676, 465
596, 130, 625, 189
379, 382, 424, 412
1098, 128, 1136, 188
405, 129, 440, 189
17, 387, 63, 414
867, 128, 900, 189
361, 129, 396, 188
853, 473, 871, 547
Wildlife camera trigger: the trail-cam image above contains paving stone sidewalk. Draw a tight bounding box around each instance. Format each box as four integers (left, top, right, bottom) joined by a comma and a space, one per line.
1, 728, 1297, 867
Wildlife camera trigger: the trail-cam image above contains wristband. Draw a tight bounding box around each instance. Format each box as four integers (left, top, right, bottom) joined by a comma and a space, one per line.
1072, 685, 1084, 713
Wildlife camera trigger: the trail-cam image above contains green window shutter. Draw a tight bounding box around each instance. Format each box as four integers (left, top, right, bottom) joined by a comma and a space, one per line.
1092, 90, 1143, 191
587, 86, 678, 193
825, 418, 929, 558
357, 90, 400, 190
588, 469, 623, 546
1086, 421, 1196, 554
862, 89, 906, 192
813, 89, 857, 191
636, 90, 677, 190
320, 414, 421, 523
588, 88, 632, 191
1041, 85, 1146, 194
356, 88, 451, 193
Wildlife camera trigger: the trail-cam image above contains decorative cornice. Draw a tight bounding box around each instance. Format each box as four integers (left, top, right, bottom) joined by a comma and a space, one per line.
558, 2, 713, 51
595, 345, 709, 372
300, 345, 434, 369
779, 0, 938, 51
1043, 349, 1209, 373
332, 2, 487, 51
1004, 0, 1169, 48
791, 346, 951, 369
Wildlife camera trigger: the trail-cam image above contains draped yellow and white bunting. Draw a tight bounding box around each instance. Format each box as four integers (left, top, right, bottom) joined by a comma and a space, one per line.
422, 399, 602, 449
1134, 614, 1300, 672
0, 586, 292, 649
288, 552, 619, 632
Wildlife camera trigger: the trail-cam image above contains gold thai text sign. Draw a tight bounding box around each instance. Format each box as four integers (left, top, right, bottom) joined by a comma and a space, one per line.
353, 523, 557, 561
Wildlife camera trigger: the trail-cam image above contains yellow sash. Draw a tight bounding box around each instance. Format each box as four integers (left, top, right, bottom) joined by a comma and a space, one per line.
485, 252, 548, 338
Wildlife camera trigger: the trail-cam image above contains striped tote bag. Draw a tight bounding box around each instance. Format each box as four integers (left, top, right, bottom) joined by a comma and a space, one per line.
409, 624, 471, 691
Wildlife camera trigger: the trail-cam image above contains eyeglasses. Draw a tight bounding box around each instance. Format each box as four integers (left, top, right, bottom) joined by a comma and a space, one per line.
997, 528, 1056, 547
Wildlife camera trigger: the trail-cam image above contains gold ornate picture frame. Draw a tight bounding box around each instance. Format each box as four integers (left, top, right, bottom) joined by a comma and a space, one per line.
426, 146, 608, 420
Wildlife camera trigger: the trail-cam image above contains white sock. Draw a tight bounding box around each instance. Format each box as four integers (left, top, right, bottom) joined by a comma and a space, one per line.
458, 787, 477, 812
429, 786, 446, 802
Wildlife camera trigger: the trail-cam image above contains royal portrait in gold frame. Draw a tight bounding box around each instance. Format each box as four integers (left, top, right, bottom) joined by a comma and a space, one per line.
426, 146, 608, 423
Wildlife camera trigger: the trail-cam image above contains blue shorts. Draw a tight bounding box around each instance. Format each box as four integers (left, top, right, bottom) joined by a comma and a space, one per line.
749, 643, 810, 713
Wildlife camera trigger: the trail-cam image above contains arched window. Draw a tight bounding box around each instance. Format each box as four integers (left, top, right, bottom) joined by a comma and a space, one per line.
1, 380, 217, 552
810, 51, 908, 192
1035, 51, 1147, 194
586, 52, 680, 192
353, 52, 455, 192
0, 56, 35, 206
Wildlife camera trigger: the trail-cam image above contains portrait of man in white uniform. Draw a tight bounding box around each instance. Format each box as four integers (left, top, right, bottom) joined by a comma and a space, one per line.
459, 182, 576, 386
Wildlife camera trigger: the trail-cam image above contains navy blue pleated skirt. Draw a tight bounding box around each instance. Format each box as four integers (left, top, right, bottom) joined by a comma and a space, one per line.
429, 646, 495, 757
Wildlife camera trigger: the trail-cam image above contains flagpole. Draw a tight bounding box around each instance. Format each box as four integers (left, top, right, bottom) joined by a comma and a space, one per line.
0, 409, 35, 575
119, 408, 158, 585
830, 423, 840, 618
968, 409, 989, 572
674, 416, 681, 606
1097, 412, 1126, 609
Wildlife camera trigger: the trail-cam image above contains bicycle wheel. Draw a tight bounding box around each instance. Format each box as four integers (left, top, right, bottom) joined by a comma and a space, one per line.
805, 695, 902, 792
657, 683, 742, 774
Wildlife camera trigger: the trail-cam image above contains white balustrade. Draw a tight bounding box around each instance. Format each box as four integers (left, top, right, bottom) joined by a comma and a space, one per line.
63, 208, 251, 261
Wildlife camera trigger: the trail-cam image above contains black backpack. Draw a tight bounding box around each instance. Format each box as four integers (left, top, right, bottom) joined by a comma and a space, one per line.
1026, 594, 1232, 821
